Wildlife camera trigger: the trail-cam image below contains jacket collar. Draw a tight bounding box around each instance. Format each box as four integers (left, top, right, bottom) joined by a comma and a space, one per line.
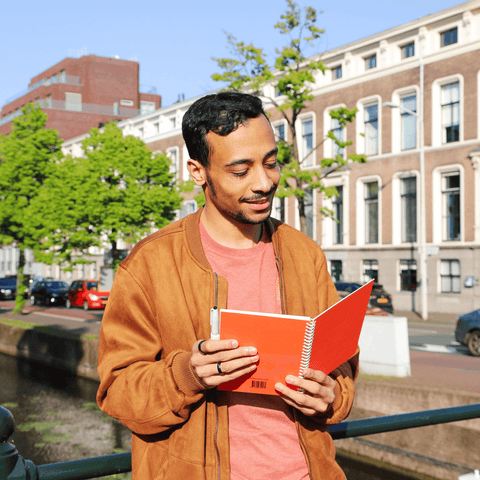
185, 207, 282, 270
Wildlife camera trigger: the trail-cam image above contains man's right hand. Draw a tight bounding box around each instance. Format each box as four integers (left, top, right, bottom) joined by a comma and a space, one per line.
190, 339, 258, 389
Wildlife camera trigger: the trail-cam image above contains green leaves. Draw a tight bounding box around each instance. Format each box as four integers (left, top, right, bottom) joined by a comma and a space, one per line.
211, 0, 367, 234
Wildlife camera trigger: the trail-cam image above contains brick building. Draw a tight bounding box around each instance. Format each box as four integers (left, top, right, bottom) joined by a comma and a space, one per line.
0, 54, 161, 140
61, 1, 480, 314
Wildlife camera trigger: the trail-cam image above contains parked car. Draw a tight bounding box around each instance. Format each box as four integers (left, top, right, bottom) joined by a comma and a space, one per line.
455, 308, 480, 357
337, 290, 390, 316
30, 280, 69, 306
0, 278, 17, 300
334, 282, 393, 314
67, 280, 110, 310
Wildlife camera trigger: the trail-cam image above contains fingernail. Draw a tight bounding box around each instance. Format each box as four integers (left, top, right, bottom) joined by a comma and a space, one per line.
246, 347, 257, 355
230, 340, 238, 348
286, 375, 296, 383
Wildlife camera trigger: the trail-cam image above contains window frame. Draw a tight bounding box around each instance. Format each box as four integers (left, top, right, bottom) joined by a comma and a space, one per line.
364, 54, 377, 70
441, 27, 458, 48
401, 42, 415, 59
440, 259, 461, 293
364, 103, 379, 156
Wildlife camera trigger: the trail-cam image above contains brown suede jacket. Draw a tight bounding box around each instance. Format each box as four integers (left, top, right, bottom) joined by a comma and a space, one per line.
96, 209, 359, 480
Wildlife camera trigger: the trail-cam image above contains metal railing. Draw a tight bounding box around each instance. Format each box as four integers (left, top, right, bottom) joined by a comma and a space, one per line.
3, 76, 82, 107
1, 403, 480, 479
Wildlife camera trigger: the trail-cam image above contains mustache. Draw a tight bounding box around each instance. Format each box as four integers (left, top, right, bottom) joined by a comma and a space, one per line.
241, 186, 277, 202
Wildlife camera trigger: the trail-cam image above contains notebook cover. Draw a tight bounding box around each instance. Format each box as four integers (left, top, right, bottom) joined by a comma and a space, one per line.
218, 280, 374, 395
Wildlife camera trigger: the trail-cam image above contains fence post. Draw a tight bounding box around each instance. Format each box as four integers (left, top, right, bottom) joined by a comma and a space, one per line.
0, 406, 38, 480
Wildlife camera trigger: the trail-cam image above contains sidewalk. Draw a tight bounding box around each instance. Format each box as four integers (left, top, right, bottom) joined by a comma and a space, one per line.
394, 309, 459, 324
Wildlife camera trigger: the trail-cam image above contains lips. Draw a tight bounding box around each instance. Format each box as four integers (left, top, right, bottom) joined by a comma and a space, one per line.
246, 198, 271, 211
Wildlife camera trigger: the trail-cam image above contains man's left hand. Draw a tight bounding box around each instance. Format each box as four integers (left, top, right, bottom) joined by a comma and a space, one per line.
274, 368, 336, 416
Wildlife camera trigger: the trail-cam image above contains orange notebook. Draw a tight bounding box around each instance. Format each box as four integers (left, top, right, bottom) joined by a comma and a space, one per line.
218, 280, 373, 395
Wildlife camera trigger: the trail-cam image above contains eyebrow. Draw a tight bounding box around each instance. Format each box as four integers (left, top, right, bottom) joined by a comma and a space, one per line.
225, 147, 279, 167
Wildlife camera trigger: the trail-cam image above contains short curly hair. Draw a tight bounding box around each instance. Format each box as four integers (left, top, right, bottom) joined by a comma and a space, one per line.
182, 92, 267, 167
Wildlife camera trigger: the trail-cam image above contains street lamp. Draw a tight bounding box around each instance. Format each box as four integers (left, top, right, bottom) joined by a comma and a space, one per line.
382, 35, 428, 321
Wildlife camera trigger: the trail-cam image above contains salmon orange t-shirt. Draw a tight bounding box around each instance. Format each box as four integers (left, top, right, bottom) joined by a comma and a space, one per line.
200, 222, 309, 480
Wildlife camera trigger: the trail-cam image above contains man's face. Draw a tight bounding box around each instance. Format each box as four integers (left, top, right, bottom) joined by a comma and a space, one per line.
203, 115, 280, 225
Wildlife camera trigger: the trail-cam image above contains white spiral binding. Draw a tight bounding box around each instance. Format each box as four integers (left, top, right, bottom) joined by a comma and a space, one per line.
298, 319, 316, 393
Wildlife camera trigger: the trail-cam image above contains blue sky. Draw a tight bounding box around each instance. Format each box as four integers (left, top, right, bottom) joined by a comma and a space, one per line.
0, 0, 467, 109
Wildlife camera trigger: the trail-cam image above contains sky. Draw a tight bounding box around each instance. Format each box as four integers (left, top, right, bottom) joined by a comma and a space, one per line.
0, 0, 469, 109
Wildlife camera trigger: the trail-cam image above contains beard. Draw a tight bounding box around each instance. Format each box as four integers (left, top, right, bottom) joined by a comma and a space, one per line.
205, 172, 275, 225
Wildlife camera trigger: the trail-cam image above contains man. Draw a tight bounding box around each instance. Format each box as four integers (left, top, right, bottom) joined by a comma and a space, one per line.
97, 92, 358, 479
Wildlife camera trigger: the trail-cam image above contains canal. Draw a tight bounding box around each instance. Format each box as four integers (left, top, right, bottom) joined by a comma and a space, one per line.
0, 352, 418, 480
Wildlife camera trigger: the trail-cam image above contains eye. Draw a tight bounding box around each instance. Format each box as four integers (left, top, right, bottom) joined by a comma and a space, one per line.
265, 160, 278, 169
232, 170, 248, 177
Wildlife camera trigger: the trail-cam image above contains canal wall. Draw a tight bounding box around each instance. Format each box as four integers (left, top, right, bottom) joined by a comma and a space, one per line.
1, 317, 479, 480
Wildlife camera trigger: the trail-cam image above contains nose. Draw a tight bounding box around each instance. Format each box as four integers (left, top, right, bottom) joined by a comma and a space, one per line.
251, 165, 275, 194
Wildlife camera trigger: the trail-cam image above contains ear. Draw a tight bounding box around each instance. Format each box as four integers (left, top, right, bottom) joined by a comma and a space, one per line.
187, 159, 207, 187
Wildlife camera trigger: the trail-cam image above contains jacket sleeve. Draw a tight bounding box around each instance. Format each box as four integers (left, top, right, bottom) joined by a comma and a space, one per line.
313, 252, 359, 425
96, 265, 206, 435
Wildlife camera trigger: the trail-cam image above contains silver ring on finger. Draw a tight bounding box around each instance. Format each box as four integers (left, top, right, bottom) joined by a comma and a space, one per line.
217, 362, 223, 374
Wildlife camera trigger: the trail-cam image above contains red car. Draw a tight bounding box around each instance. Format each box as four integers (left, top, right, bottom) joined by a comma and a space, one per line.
66, 280, 110, 310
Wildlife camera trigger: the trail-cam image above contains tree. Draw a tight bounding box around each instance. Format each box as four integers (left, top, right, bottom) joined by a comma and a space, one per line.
38, 122, 183, 272
212, 0, 367, 234
0, 104, 63, 312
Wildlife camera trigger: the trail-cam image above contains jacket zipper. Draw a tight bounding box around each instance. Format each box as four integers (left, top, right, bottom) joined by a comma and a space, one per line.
212, 272, 221, 480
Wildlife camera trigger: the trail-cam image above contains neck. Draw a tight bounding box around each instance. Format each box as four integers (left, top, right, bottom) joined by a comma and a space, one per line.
200, 206, 264, 249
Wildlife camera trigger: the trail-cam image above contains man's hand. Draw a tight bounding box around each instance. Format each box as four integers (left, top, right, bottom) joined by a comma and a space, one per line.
274, 368, 336, 416
190, 339, 258, 389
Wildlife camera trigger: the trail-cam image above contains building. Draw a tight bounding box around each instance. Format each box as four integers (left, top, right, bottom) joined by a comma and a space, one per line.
0, 54, 161, 140
61, 1, 480, 313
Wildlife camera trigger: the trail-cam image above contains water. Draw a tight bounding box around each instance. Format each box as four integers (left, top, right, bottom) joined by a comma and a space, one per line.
0, 352, 415, 479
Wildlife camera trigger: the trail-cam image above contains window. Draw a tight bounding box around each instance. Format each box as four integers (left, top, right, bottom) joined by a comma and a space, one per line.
364, 104, 378, 155
441, 82, 460, 143
45, 95, 52, 109
91, 262, 97, 279
170, 117, 176, 129
302, 118, 313, 167
140, 101, 155, 116
274, 124, 285, 142
305, 189, 314, 239
332, 65, 342, 80
440, 259, 461, 293
154, 122, 159, 133
365, 55, 377, 70
400, 260, 417, 291
365, 181, 378, 243
65, 92, 82, 112
138, 127, 144, 138
442, 172, 460, 241
401, 43, 415, 59
167, 148, 178, 176
363, 259, 378, 283
333, 186, 343, 245
113, 102, 119, 115
331, 260, 343, 282
331, 118, 344, 157
178, 200, 198, 219
441, 27, 458, 47
60, 70, 66, 83
274, 196, 286, 223
401, 177, 417, 243
51, 74, 58, 84
401, 95, 417, 150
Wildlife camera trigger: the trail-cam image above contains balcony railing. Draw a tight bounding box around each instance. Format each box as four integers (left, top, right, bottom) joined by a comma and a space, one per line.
1, 403, 480, 480
2, 76, 82, 107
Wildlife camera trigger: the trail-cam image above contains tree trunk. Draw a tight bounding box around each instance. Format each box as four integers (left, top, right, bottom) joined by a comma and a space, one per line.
298, 195, 307, 235
14, 249, 27, 314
